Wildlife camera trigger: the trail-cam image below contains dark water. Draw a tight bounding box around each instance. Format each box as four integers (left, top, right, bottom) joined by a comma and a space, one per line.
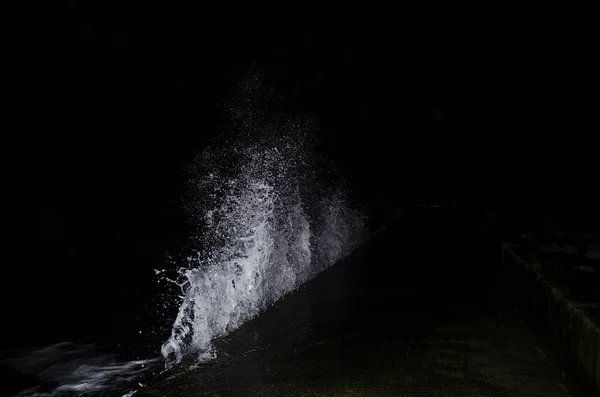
1, 212, 184, 396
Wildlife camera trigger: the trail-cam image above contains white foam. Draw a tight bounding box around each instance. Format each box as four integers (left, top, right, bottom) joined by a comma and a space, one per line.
161, 76, 367, 367
6, 342, 160, 397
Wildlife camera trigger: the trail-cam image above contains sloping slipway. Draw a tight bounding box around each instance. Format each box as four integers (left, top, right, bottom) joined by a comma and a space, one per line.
139, 209, 573, 396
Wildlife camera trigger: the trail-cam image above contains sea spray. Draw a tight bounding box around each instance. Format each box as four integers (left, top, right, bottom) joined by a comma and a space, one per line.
161, 74, 368, 367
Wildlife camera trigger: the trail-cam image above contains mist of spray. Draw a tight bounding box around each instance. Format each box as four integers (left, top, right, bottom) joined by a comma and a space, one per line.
160, 73, 368, 367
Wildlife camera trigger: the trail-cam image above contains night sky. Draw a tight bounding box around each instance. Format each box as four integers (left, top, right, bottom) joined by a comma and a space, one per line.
9, 2, 598, 349
24, 5, 470, 249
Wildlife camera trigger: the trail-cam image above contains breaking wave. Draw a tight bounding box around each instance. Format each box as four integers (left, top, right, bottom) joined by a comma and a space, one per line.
160, 75, 368, 367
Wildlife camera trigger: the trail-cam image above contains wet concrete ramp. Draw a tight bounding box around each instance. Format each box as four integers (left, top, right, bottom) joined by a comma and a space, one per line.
139, 211, 571, 396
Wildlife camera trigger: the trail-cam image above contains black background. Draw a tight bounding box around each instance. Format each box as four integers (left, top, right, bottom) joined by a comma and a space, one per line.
7, 3, 598, 348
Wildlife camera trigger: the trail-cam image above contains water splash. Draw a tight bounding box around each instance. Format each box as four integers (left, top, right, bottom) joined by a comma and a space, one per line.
160, 75, 368, 367
4, 342, 160, 397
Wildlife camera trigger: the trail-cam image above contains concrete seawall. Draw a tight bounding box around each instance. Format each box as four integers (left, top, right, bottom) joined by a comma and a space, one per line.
503, 245, 600, 396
